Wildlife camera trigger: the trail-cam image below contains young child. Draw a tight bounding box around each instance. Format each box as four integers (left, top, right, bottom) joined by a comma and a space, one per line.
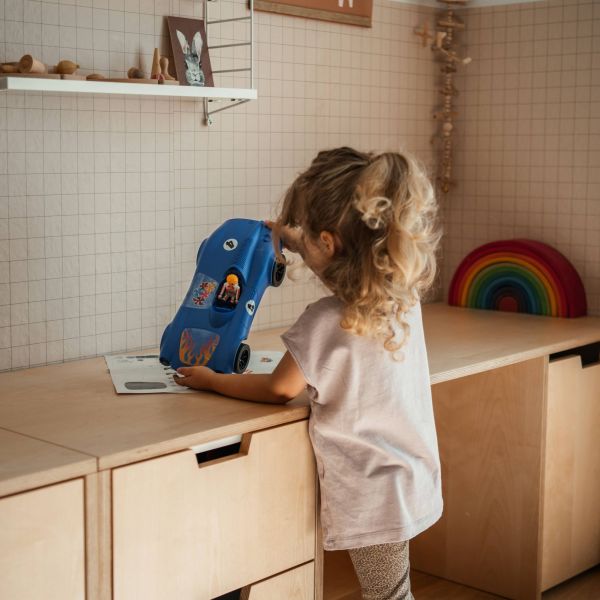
176, 147, 443, 600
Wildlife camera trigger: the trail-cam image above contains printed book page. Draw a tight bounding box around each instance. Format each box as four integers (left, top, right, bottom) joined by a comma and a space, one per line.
105, 351, 284, 394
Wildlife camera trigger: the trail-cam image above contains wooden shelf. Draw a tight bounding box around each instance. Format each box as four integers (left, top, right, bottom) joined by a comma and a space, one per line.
0, 76, 257, 101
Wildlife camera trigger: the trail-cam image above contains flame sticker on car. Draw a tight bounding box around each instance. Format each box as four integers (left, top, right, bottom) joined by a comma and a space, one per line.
179, 328, 220, 366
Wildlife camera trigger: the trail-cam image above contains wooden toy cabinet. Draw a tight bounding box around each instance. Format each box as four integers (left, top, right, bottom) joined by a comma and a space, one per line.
1, 303, 599, 600
0, 431, 95, 600
410, 305, 600, 600
0, 328, 319, 600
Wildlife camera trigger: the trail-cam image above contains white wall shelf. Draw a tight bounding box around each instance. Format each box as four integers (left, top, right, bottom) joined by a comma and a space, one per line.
0, 76, 257, 102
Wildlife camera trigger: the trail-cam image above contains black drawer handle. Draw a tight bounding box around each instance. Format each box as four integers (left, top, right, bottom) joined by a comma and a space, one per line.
550, 341, 600, 367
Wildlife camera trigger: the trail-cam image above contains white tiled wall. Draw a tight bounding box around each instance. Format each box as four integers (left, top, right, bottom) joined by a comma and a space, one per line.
0, 0, 438, 370
443, 0, 600, 315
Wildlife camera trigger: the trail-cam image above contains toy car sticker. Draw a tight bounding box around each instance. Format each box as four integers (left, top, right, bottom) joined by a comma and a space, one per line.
179, 328, 220, 366
184, 273, 218, 309
223, 238, 238, 251
246, 299, 256, 316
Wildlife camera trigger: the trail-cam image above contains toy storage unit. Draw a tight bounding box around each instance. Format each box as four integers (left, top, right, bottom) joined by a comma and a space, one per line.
408, 306, 600, 600
112, 421, 316, 599
1, 305, 599, 600
0, 330, 319, 600
541, 345, 600, 591
0, 430, 95, 600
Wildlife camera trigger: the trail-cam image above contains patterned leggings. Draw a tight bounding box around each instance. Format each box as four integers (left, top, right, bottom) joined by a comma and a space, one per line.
348, 541, 414, 600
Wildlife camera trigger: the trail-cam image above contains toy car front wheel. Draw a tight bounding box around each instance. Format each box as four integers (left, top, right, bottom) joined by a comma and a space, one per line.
233, 343, 251, 374
271, 258, 286, 287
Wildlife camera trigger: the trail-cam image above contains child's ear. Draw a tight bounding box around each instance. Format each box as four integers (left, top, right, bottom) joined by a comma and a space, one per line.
319, 231, 336, 258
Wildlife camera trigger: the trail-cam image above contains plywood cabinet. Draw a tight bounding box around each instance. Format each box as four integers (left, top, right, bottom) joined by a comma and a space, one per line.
112, 420, 316, 599
0, 479, 86, 600
542, 353, 600, 590
241, 561, 315, 599
2, 305, 600, 600
410, 340, 600, 600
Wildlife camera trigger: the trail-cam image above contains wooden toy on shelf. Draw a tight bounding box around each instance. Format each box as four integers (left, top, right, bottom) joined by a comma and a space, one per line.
127, 67, 146, 79
0, 62, 19, 73
414, 0, 472, 194
151, 48, 161, 79
55, 60, 79, 75
86, 73, 106, 80
18, 54, 47, 74
159, 57, 176, 80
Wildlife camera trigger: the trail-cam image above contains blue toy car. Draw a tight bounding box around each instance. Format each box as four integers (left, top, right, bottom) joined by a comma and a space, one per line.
159, 219, 286, 374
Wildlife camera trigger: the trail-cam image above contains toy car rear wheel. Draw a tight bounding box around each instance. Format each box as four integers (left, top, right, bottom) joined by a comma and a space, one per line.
271, 258, 286, 287
234, 343, 251, 374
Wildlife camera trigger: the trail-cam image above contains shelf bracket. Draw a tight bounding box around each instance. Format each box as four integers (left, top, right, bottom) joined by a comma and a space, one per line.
203, 0, 254, 126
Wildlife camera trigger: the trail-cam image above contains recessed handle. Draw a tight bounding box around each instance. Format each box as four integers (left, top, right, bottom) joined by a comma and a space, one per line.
550, 340, 600, 367
190, 433, 250, 466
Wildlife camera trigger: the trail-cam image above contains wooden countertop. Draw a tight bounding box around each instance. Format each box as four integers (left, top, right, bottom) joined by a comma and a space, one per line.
0, 429, 96, 497
423, 303, 600, 384
1, 302, 599, 486
0, 328, 308, 471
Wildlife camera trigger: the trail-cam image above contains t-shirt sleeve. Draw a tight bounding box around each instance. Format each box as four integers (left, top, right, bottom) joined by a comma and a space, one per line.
281, 302, 326, 390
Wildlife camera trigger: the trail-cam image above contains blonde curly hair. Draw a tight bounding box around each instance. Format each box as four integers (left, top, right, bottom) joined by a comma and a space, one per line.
277, 147, 442, 355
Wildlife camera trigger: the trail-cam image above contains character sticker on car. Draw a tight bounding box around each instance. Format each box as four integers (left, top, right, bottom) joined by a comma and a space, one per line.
184, 273, 218, 309
245, 299, 256, 316
179, 328, 220, 366
223, 238, 238, 251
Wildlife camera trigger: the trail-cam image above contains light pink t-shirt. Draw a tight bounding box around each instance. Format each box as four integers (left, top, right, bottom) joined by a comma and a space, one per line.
281, 296, 443, 551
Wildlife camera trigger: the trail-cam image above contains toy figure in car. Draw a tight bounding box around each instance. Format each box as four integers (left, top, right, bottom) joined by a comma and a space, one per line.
218, 274, 241, 304
160, 219, 286, 374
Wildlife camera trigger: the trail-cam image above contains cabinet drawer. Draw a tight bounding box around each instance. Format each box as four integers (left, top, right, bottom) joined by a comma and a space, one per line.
542, 354, 600, 590
0, 479, 85, 600
241, 561, 314, 599
113, 420, 316, 600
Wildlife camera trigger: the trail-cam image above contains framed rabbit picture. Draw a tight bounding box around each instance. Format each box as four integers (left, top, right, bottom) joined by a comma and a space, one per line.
167, 16, 214, 87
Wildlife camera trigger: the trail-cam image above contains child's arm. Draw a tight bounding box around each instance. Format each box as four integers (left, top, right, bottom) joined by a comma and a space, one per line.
174, 351, 307, 404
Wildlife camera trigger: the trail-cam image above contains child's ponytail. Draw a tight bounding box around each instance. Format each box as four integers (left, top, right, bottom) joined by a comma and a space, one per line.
278, 147, 442, 356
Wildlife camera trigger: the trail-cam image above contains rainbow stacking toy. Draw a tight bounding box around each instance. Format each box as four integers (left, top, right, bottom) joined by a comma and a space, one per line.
448, 239, 587, 318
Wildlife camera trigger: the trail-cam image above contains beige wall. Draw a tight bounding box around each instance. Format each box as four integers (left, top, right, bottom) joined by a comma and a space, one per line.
0, 0, 437, 370
443, 0, 600, 315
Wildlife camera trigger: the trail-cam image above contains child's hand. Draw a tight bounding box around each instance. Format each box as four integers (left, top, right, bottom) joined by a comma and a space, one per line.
174, 366, 216, 391
264, 220, 303, 255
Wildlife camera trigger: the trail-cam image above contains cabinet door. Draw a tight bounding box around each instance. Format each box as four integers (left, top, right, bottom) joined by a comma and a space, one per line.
542, 354, 600, 590
0, 479, 85, 600
241, 561, 314, 600
113, 420, 316, 599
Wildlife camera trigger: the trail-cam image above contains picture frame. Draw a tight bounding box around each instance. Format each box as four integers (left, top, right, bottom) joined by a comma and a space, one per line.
254, 0, 373, 28
167, 16, 214, 87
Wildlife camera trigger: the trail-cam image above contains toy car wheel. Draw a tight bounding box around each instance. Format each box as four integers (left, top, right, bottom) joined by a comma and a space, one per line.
234, 343, 251, 374
271, 258, 286, 287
